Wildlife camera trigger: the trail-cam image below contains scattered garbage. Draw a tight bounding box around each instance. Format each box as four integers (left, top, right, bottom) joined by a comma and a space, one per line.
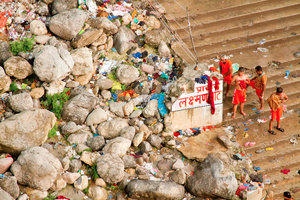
280, 169, 291, 175
257, 47, 269, 53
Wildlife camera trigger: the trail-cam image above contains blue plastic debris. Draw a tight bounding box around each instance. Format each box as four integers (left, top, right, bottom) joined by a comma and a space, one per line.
111, 48, 117, 52
150, 93, 168, 117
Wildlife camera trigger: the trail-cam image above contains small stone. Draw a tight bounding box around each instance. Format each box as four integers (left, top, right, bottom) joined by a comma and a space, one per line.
172, 159, 184, 170
62, 172, 81, 184
133, 132, 144, 147
145, 15, 161, 29
101, 90, 111, 99
95, 178, 106, 187
123, 101, 134, 116
157, 159, 173, 171
136, 157, 143, 166
110, 102, 126, 117
158, 41, 171, 57
147, 134, 162, 148
66, 80, 79, 88
143, 100, 158, 118
30, 87, 45, 99
139, 141, 152, 154
30, 20, 47, 35
122, 13, 132, 25
89, 17, 118, 35
80, 151, 99, 166
92, 32, 107, 46
122, 155, 136, 169
170, 169, 186, 185
0, 157, 14, 174
51, 177, 67, 191
103, 137, 131, 157
86, 136, 105, 151
116, 64, 139, 85
69, 159, 82, 173
86, 108, 108, 126
129, 110, 142, 118
8, 93, 33, 112
4, 56, 33, 79
167, 140, 176, 146
119, 126, 136, 141
96, 78, 113, 90
71, 29, 103, 48
67, 132, 93, 144
141, 63, 157, 74
0, 175, 19, 199
88, 184, 108, 200
74, 175, 89, 190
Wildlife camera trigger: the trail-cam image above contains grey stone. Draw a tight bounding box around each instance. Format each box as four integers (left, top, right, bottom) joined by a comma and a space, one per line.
0, 68, 11, 94
144, 30, 162, 47
88, 185, 108, 200
11, 147, 63, 191
103, 137, 131, 156
172, 159, 184, 170
69, 159, 82, 173
0, 41, 12, 64
8, 93, 33, 112
36, 1, 49, 16
86, 108, 108, 126
139, 141, 152, 154
101, 90, 111, 100
170, 169, 186, 185
147, 134, 162, 148
4, 56, 32, 79
30, 20, 47, 35
71, 47, 93, 76
49, 9, 87, 40
122, 155, 136, 168
96, 78, 113, 90
150, 122, 164, 134
116, 64, 139, 85
33, 45, 74, 82
97, 118, 128, 139
143, 99, 158, 118
0, 176, 19, 199
96, 154, 124, 184
0, 109, 56, 154
119, 126, 136, 141
158, 41, 171, 57
86, 136, 105, 151
113, 26, 136, 54
126, 180, 185, 200
133, 132, 144, 147
0, 187, 14, 200
51, 0, 79, 15
67, 131, 92, 144
62, 90, 97, 124
89, 17, 118, 35
129, 109, 142, 118
186, 154, 238, 199
109, 101, 126, 117
62, 121, 81, 135
157, 159, 173, 171
74, 175, 88, 191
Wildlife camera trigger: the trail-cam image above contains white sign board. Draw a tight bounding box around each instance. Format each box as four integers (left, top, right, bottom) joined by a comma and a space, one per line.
172, 80, 223, 112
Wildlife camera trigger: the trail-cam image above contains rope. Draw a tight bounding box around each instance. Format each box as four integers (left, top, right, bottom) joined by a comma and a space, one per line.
186, 7, 199, 65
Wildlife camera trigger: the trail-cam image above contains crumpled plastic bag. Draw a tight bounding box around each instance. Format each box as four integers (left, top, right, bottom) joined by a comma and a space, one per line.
150, 93, 167, 117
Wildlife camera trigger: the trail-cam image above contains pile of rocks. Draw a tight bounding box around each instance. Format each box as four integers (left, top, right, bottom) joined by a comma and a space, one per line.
0, 0, 258, 200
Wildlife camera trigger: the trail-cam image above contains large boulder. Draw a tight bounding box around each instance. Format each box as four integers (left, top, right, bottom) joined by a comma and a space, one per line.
33, 45, 74, 82
143, 99, 158, 118
11, 147, 63, 191
86, 108, 108, 126
126, 180, 185, 200
0, 176, 20, 199
62, 90, 97, 124
186, 154, 238, 199
97, 118, 128, 139
71, 47, 94, 76
4, 56, 32, 79
113, 26, 136, 54
8, 92, 33, 112
96, 154, 124, 184
0, 109, 56, 154
102, 137, 131, 156
144, 29, 162, 47
51, 0, 78, 15
49, 9, 87, 40
0, 68, 11, 94
89, 17, 118, 35
71, 29, 103, 48
0, 187, 14, 200
116, 64, 139, 85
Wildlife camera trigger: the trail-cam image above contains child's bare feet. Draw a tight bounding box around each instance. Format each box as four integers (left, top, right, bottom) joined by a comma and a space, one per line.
232, 114, 236, 119
241, 111, 247, 117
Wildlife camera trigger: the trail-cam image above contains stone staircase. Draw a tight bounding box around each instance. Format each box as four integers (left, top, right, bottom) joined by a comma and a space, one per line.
157, 0, 300, 199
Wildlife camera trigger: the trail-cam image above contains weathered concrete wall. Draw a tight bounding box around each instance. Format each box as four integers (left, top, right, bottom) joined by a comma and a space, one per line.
170, 104, 223, 132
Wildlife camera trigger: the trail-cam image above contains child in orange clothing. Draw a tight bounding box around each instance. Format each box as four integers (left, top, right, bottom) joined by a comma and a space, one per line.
219, 55, 233, 97
249, 65, 267, 111
231, 67, 249, 119
267, 87, 288, 135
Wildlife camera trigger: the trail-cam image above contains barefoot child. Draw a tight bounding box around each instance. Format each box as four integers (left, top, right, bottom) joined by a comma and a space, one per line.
219, 55, 233, 97
267, 87, 288, 135
249, 66, 267, 111
231, 67, 249, 119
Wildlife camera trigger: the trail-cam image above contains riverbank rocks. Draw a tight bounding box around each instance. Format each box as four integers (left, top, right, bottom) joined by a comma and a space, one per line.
0, 109, 56, 154
86, 108, 108, 126
186, 154, 238, 199
96, 78, 113, 90
34, 45, 74, 82
116, 64, 139, 85
113, 26, 136, 54
71, 29, 103, 48
88, 184, 108, 200
0, 68, 11, 93
71, 47, 93, 76
30, 20, 47, 35
89, 17, 118, 35
126, 180, 185, 200
0, 187, 14, 200
97, 118, 128, 139
62, 90, 97, 124
11, 147, 63, 191
103, 137, 131, 156
0, 175, 19, 199
4, 56, 32, 79
49, 9, 87, 40
8, 92, 33, 112
0, 41, 12, 64
143, 99, 158, 118
96, 154, 124, 184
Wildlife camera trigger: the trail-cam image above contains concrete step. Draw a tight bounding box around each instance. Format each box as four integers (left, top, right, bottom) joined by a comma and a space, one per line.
263, 164, 300, 185
167, 0, 298, 27
183, 16, 300, 50
197, 34, 300, 61
175, 3, 300, 39
268, 176, 300, 198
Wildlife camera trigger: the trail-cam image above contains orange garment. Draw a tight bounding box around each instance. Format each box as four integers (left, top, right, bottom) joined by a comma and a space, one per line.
219, 59, 233, 84
271, 106, 283, 122
250, 80, 263, 100
267, 93, 281, 111
254, 73, 267, 90
232, 89, 246, 105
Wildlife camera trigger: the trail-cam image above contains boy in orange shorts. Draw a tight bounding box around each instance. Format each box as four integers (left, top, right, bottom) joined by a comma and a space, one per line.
219, 55, 233, 97
267, 87, 288, 135
231, 67, 249, 119
249, 66, 267, 111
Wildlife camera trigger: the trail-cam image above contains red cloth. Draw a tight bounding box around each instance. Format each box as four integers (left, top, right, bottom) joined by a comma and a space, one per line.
232, 89, 246, 105
281, 169, 290, 175
250, 80, 263, 99
219, 60, 232, 84
271, 106, 283, 122
56, 196, 70, 200
239, 80, 249, 90
212, 76, 219, 90
206, 76, 215, 114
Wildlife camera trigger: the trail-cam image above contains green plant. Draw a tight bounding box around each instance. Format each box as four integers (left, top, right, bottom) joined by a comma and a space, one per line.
9, 82, 19, 92
10, 37, 34, 55
41, 88, 70, 120
82, 187, 89, 195
90, 164, 100, 180
43, 194, 56, 200
48, 123, 58, 138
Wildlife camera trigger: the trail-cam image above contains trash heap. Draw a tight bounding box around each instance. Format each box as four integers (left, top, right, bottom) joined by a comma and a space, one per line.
0, 0, 260, 200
